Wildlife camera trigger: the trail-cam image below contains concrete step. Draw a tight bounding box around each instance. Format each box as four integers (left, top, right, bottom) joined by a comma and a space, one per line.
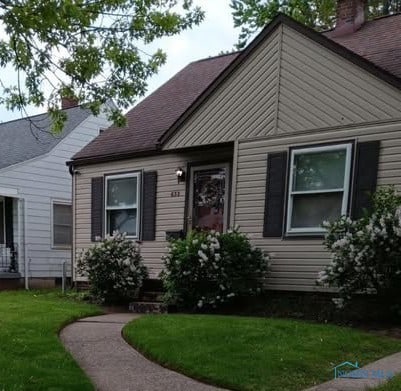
129, 301, 167, 314
140, 291, 164, 302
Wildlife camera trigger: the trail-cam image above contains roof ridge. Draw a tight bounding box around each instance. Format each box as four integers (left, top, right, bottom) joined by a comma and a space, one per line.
369, 11, 401, 21
191, 51, 241, 64
0, 105, 87, 128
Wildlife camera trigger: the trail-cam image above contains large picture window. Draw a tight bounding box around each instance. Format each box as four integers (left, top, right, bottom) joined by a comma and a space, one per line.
52, 202, 72, 247
286, 143, 352, 234
105, 173, 140, 238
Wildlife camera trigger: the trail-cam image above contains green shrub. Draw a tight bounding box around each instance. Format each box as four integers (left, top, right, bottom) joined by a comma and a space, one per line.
160, 228, 269, 310
317, 186, 401, 309
77, 233, 148, 303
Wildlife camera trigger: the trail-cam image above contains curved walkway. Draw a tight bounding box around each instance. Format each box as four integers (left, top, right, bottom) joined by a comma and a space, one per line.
60, 313, 222, 391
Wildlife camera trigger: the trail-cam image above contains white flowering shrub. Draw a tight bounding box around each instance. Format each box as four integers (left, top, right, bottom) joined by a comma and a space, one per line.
160, 227, 270, 310
77, 232, 148, 303
317, 187, 401, 308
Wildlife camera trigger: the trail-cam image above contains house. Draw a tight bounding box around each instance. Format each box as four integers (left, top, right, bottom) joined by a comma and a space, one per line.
0, 98, 112, 289
333, 361, 359, 379
69, 0, 401, 292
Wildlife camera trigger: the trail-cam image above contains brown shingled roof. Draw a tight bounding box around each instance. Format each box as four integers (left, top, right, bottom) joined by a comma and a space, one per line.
72, 13, 401, 164
73, 52, 239, 162
325, 13, 401, 78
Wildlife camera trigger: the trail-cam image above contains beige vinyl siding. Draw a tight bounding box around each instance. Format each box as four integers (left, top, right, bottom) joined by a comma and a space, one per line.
277, 26, 401, 133
164, 26, 282, 150
74, 147, 233, 279
235, 120, 401, 291
163, 24, 401, 150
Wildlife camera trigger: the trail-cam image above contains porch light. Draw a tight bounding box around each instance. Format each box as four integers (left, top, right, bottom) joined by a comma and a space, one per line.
175, 167, 185, 183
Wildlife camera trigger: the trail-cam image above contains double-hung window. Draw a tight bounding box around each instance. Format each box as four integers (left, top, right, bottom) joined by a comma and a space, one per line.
105, 173, 140, 238
53, 202, 72, 248
286, 143, 352, 234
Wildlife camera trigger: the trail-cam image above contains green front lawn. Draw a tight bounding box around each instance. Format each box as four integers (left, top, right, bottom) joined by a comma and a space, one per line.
375, 375, 401, 390
0, 290, 101, 391
123, 314, 401, 391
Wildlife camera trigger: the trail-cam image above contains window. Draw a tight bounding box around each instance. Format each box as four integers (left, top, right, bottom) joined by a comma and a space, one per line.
286, 143, 352, 234
105, 173, 140, 238
53, 202, 72, 247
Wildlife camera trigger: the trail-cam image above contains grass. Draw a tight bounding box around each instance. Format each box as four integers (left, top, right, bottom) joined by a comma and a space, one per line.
0, 290, 101, 391
123, 314, 401, 391
375, 375, 401, 390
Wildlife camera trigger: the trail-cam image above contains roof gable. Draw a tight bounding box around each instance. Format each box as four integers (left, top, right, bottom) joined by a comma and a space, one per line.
0, 106, 91, 170
277, 24, 401, 133
163, 17, 401, 149
71, 14, 401, 164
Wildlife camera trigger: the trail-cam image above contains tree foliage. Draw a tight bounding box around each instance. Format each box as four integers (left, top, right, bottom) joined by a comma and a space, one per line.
231, 0, 400, 49
0, 0, 204, 131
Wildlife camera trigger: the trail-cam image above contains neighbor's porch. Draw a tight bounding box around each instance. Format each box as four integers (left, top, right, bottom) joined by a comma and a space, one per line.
0, 189, 25, 286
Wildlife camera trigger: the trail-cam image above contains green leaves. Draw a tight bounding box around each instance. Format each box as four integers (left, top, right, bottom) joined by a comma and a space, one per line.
0, 0, 205, 132
160, 228, 269, 311
230, 0, 395, 49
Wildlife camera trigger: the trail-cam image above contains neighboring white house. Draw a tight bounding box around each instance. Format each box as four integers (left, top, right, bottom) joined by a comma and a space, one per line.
0, 100, 112, 288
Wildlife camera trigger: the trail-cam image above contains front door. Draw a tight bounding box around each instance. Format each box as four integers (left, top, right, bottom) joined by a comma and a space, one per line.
188, 163, 230, 233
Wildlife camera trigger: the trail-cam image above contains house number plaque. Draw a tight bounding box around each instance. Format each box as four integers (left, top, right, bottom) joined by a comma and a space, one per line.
171, 191, 181, 197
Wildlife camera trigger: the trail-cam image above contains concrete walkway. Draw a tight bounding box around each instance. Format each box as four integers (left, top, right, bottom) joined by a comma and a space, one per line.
60, 313, 222, 391
60, 313, 401, 391
305, 352, 401, 391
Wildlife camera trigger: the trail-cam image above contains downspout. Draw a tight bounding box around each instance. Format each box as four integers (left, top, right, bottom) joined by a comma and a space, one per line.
17, 198, 25, 288
68, 163, 75, 287
23, 198, 29, 289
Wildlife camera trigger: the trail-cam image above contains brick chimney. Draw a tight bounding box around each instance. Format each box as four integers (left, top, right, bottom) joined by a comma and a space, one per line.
331, 0, 366, 37
61, 96, 79, 109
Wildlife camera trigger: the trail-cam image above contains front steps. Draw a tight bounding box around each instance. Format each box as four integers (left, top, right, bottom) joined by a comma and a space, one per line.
128, 300, 167, 314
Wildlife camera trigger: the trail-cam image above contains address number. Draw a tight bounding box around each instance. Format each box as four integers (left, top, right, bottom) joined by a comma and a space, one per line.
171, 191, 181, 197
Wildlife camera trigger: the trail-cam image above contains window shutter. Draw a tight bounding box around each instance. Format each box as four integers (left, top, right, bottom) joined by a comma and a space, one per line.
5, 197, 14, 248
142, 171, 157, 241
91, 177, 104, 241
263, 151, 288, 237
351, 140, 380, 219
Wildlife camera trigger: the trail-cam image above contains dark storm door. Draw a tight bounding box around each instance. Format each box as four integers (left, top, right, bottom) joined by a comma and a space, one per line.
188, 163, 230, 233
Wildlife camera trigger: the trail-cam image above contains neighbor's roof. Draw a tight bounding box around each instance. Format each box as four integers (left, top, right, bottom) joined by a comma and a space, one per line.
0, 106, 91, 170
72, 13, 401, 164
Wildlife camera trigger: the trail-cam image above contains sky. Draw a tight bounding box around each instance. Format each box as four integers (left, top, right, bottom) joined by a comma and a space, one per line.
0, 1, 240, 123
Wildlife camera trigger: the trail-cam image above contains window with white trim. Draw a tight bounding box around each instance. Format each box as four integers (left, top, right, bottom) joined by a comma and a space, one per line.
105, 173, 140, 238
53, 202, 72, 247
286, 143, 352, 234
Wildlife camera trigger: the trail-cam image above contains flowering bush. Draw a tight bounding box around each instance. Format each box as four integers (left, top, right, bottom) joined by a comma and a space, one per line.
160, 227, 269, 310
77, 232, 148, 303
317, 187, 401, 308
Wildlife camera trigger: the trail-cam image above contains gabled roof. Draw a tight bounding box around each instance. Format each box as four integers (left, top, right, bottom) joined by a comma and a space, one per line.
71, 13, 401, 165
0, 106, 91, 170
72, 52, 238, 163
325, 13, 401, 78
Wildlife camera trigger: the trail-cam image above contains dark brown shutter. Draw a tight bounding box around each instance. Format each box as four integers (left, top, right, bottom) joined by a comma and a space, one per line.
263, 151, 288, 237
351, 141, 380, 219
142, 171, 157, 241
5, 197, 13, 248
91, 177, 104, 241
